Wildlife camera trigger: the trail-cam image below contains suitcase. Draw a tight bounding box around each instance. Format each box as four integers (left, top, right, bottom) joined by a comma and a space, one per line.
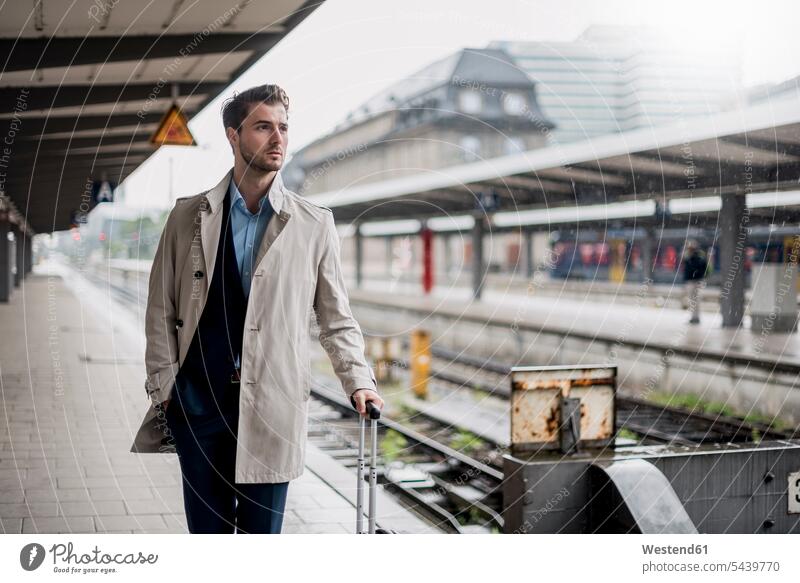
352, 398, 394, 534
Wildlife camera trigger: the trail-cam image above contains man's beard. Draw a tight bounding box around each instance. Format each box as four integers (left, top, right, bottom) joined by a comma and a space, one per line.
239, 142, 282, 173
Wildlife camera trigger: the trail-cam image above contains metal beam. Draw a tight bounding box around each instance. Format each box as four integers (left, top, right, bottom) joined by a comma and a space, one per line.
0, 221, 12, 301
12, 133, 153, 152
6, 170, 133, 191
0, 33, 280, 72
588, 153, 701, 178
535, 165, 629, 187
7, 179, 133, 199
477, 175, 575, 194
0, 82, 223, 111
0, 112, 180, 136
472, 213, 486, 300
2, 168, 138, 199
3, 150, 151, 165
524, 229, 534, 278
49, 143, 156, 157
719, 135, 800, 158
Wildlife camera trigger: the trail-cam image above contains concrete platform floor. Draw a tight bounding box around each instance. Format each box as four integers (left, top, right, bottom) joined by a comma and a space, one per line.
0, 261, 432, 534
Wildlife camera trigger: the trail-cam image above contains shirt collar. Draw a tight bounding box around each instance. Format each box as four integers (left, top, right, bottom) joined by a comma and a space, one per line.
229, 178, 274, 215
204, 167, 285, 215
228, 178, 272, 213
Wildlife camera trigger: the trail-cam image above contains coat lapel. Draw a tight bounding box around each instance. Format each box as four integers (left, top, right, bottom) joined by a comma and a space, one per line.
199, 170, 232, 295
253, 208, 291, 271
200, 167, 290, 287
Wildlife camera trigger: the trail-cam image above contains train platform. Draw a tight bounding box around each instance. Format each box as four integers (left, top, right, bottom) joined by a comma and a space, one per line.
352, 279, 800, 371
347, 270, 736, 312
0, 262, 432, 534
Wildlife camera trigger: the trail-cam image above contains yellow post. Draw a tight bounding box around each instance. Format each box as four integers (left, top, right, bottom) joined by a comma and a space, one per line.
374, 337, 395, 383
784, 235, 800, 296
410, 329, 431, 399
609, 238, 627, 283
383, 338, 394, 382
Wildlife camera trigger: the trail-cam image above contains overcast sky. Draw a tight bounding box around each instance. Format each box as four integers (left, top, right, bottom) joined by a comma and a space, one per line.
120, 0, 800, 210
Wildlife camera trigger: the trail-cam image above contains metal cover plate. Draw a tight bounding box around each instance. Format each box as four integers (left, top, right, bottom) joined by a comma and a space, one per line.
510, 364, 616, 450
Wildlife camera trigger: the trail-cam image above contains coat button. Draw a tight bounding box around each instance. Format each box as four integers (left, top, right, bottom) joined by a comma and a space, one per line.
193, 270, 204, 278
176, 319, 184, 328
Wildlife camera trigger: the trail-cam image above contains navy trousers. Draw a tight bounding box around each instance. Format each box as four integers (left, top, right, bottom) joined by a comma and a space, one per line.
165, 383, 289, 534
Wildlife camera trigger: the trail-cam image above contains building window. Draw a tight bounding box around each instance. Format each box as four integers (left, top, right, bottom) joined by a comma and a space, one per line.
460, 135, 481, 161
459, 90, 482, 114
502, 91, 527, 116
504, 136, 526, 155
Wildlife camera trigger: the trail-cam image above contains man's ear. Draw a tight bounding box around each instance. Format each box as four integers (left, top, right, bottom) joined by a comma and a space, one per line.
225, 126, 238, 151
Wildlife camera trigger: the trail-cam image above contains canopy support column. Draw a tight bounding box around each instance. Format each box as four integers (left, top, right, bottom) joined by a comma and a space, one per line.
719, 192, 747, 328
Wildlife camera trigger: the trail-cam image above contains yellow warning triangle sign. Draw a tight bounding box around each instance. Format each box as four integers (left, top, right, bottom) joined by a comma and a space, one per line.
150, 103, 197, 146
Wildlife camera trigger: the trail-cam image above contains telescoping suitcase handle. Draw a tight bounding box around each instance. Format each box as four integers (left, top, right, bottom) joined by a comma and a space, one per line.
353, 398, 381, 534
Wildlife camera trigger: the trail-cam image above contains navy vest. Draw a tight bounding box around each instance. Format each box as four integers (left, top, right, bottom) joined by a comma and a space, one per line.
172, 188, 248, 417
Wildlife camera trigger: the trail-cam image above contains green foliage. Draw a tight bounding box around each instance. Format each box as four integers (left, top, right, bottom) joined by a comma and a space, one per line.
616, 428, 640, 441
648, 391, 793, 432
380, 429, 408, 462
649, 391, 734, 417
449, 429, 484, 454
396, 403, 419, 421
742, 412, 792, 432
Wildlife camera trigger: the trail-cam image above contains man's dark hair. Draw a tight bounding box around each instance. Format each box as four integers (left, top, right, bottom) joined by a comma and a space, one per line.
221, 84, 289, 132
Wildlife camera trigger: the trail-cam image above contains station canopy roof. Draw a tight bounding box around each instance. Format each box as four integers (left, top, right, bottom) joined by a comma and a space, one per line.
308, 96, 800, 227
0, 0, 322, 234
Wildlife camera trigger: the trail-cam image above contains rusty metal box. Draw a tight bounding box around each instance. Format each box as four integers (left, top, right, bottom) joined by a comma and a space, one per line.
510, 364, 616, 453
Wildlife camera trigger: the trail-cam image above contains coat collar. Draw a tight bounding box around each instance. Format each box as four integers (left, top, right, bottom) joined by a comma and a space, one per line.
203, 167, 286, 215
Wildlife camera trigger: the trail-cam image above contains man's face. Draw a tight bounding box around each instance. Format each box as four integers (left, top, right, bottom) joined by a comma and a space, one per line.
227, 101, 288, 173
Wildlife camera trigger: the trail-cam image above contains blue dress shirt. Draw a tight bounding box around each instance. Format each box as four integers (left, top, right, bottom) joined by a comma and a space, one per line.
229, 178, 274, 298
228, 178, 274, 368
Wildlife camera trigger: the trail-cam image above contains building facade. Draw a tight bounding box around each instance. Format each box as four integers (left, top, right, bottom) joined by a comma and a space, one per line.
284, 48, 555, 195
490, 25, 743, 143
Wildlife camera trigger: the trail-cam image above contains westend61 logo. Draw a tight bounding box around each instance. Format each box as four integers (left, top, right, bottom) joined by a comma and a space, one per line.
20, 543, 46, 571
19, 542, 158, 574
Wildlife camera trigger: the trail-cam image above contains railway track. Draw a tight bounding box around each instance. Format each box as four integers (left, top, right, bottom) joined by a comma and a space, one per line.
309, 379, 504, 534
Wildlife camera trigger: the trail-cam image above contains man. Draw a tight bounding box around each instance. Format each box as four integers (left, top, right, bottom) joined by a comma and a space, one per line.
682, 241, 708, 325
130, 84, 384, 533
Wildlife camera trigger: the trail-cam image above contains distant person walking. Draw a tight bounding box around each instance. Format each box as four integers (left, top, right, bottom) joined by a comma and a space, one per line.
683, 241, 708, 325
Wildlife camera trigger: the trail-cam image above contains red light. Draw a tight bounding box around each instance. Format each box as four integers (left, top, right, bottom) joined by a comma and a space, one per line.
99, 232, 106, 241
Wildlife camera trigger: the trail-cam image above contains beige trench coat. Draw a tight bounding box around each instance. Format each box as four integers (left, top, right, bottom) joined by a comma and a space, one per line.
129, 168, 377, 483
